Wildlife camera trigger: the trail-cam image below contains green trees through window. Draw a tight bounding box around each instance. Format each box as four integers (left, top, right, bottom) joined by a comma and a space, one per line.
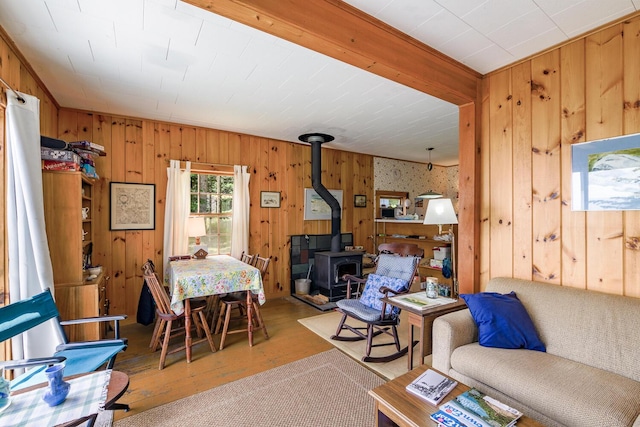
190, 173, 233, 255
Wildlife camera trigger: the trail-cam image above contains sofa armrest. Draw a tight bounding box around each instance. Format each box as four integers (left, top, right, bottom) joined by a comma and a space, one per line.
432, 309, 477, 374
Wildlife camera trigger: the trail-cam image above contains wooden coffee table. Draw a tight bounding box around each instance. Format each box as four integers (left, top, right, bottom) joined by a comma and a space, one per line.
369, 365, 543, 427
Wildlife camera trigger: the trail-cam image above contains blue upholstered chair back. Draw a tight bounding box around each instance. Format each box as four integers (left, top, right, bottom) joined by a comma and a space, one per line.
0, 289, 64, 343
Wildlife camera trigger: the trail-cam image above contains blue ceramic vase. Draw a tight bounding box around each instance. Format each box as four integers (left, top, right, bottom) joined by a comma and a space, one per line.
42, 364, 70, 407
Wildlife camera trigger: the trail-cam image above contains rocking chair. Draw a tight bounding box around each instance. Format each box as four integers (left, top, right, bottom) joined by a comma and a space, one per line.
331, 243, 423, 363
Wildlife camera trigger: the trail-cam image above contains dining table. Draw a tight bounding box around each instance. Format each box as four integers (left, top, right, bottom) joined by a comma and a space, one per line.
166, 255, 266, 362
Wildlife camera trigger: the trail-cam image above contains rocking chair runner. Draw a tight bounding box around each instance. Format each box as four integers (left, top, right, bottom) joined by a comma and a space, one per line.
331, 243, 423, 363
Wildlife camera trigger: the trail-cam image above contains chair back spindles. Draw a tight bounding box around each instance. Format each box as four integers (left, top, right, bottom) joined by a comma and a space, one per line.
142, 261, 173, 315
239, 251, 256, 265
253, 256, 270, 278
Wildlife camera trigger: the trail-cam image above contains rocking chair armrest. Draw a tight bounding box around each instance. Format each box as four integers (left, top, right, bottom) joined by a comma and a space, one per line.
59, 315, 127, 325
60, 315, 127, 339
0, 357, 66, 371
55, 339, 127, 352
343, 274, 367, 299
342, 274, 365, 284
379, 286, 410, 297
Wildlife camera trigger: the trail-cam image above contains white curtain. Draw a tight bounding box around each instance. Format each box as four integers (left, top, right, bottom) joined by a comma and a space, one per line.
6, 90, 63, 360
163, 159, 191, 272
230, 165, 250, 259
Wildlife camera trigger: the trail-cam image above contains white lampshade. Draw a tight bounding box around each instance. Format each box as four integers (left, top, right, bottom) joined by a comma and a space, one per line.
423, 198, 457, 234
187, 217, 206, 238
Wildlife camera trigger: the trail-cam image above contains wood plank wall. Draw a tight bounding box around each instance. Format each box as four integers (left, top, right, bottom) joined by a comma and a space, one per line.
480, 14, 640, 298
57, 110, 374, 315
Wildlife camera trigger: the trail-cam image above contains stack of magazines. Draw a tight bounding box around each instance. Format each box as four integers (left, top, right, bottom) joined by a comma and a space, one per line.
430, 388, 522, 427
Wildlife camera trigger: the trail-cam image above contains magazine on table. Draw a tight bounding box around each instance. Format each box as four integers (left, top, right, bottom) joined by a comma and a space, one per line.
388, 292, 457, 311
430, 409, 469, 427
438, 388, 522, 427
405, 369, 457, 405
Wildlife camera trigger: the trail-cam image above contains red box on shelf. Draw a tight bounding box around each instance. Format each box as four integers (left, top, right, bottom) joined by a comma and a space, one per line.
42, 160, 81, 171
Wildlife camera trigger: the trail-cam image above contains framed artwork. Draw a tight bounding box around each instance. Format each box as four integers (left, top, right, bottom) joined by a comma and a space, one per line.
571, 132, 640, 211
354, 194, 367, 207
261, 191, 281, 208
304, 188, 343, 220
110, 182, 155, 230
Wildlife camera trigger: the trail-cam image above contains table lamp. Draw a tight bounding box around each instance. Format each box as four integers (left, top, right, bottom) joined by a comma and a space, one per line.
188, 217, 208, 258
423, 198, 458, 295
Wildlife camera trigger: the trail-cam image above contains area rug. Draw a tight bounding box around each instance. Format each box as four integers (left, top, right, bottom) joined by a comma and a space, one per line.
298, 310, 431, 380
114, 349, 385, 427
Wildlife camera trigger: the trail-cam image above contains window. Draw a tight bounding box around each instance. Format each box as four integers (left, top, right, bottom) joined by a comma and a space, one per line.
190, 173, 234, 255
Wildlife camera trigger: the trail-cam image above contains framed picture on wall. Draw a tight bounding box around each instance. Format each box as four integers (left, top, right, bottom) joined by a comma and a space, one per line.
304, 188, 343, 220
571, 132, 640, 211
354, 194, 366, 207
260, 191, 281, 208
110, 182, 155, 230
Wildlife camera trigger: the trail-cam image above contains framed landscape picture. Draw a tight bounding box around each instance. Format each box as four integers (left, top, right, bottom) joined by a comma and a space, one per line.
571, 133, 640, 211
260, 191, 281, 208
110, 182, 155, 230
304, 188, 343, 220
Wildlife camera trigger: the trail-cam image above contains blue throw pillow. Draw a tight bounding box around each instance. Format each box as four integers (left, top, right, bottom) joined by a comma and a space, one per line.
461, 291, 546, 352
359, 273, 408, 317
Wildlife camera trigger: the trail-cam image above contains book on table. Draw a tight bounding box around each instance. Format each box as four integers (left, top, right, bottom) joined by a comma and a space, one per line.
437, 388, 522, 427
405, 368, 457, 405
389, 292, 457, 311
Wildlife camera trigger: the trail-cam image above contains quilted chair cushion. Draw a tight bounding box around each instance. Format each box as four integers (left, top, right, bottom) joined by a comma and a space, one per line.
375, 254, 419, 283
336, 273, 409, 322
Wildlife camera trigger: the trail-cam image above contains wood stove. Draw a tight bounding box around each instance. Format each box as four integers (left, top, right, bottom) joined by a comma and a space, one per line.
315, 251, 363, 302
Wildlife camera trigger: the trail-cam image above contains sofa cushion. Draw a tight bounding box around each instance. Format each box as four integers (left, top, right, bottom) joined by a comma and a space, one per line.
450, 343, 640, 427
461, 292, 545, 351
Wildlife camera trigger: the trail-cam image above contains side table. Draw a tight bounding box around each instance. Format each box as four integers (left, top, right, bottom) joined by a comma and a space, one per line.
383, 296, 466, 370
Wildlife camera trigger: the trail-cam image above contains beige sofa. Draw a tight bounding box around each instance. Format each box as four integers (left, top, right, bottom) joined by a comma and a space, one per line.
432, 277, 640, 427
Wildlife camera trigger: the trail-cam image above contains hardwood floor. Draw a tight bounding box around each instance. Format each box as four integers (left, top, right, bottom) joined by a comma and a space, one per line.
113, 296, 333, 421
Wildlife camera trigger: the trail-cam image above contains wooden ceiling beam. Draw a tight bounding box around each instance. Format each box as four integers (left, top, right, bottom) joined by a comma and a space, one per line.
183, 0, 480, 106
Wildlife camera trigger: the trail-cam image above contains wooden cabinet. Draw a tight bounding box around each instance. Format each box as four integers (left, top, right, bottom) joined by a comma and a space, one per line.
42, 171, 104, 340
374, 219, 456, 290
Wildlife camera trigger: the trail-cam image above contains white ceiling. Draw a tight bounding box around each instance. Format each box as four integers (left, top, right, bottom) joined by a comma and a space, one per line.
1, 0, 638, 166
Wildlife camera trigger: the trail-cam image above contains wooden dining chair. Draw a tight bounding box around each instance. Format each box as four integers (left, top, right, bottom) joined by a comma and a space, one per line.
142, 261, 216, 369
215, 256, 270, 349
239, 251, 256, 265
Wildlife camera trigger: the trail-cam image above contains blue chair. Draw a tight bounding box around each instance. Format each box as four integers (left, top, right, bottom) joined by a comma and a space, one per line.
331, 243, 423, 363
0, 289, 128, 394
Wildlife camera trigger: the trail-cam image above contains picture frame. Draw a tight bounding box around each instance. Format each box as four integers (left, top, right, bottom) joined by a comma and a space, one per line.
354, 194, 367, 208
304, 188, 343, 220
571, 132, 640, 211
110, 182, 156, 230
260, 191, 281, 208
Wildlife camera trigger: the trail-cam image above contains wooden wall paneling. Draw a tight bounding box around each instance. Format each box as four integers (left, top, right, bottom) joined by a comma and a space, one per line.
488, 70, 514, 279
181, 127, 196, 161
154, 123, 171, 280
141, 121, 157, 280
286, 142, 303, 238
479, 77, 491, 290
457, 101, 478, 294
248, 136, 267, 266
194, 128, 206, 163
93, 115, 113, 297
169, 125, 182, 161
124, 119, 144, 314
585, 25, 624, 294
530, 51, 562, 284
560, 40, 587, 289
58, 109, 79, 142
204, 129, 219, 164
227, 132, 242, 165
109, 116, 127, 312
622, 16, 640, 297
268, 138, 285, 293
511, 62, 533, 280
